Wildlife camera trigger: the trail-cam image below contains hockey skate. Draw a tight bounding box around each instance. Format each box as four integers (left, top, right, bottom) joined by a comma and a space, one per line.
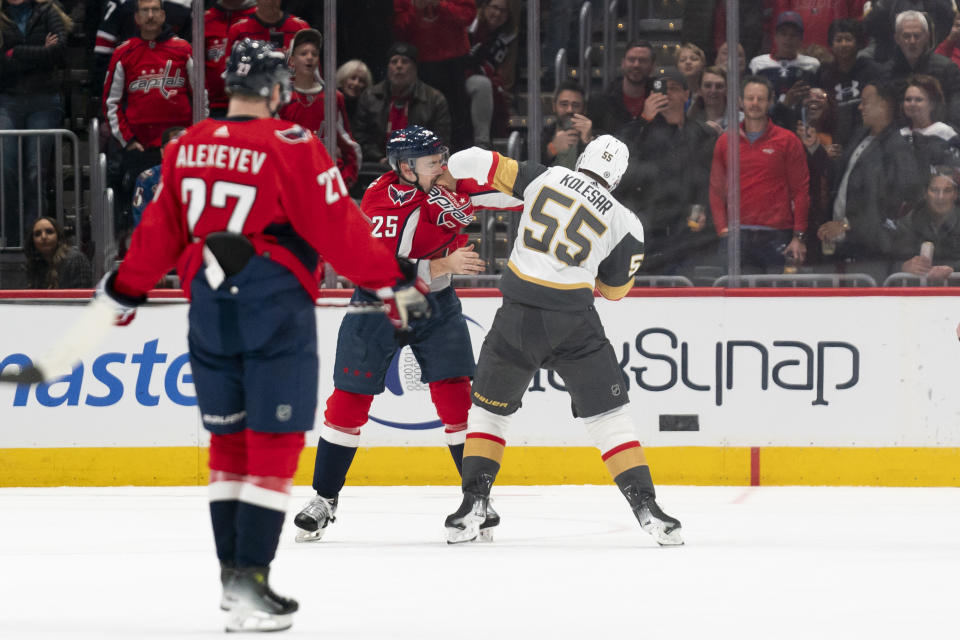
633, 495, 684, 546
445, 492, 496, 544
220, 563, 237, 611
223, 566, 298, 632
293, 494, 337, 543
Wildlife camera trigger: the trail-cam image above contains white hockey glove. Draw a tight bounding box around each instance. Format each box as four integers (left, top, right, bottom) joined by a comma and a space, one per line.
376, 260, 431, 330
95, 271, 145, 326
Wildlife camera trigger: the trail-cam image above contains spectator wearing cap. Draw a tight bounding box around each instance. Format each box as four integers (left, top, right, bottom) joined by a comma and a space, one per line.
863, 0, 954, 64
587, 41, 656, 138
352, 42, 452, 164
393, 0, 476, 151
766, 1, 864, 49
749, 11, 820, 110
616, 68, 719, 275
710, 75, 810, 274
881, 10, 960, 128
226, 0, 309, 58
279, 29, 361, 189
542, 80, 592, 168
204, 0, 257, 119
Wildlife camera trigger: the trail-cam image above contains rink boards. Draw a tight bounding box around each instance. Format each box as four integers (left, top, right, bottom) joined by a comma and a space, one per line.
2, 288, 960, 487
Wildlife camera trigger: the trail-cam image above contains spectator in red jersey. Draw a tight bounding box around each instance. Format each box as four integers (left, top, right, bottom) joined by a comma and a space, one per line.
103, 0, 199, 242
709, 75, 810, 273
279, 29, 360, 188
352, 42, 452, 165
393, 0, 476, 150
226, 0, 309, 57
92, 0, 192, 97
204, 0, 256, 118
934, 13, 960, 71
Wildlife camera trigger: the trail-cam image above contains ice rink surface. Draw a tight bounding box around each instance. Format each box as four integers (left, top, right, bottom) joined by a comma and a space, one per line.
1, 484, 958, 639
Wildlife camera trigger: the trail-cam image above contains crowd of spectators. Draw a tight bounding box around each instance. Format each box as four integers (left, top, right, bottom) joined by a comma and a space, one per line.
4, 0, 960, 287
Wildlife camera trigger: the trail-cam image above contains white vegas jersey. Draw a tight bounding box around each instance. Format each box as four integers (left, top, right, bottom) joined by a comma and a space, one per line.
448, 148, 645, 309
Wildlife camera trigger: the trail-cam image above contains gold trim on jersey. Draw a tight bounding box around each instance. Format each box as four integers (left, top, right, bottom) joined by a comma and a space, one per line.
491, 154, 520, 195
595, 277, 634, 300
507, 260, 594, 290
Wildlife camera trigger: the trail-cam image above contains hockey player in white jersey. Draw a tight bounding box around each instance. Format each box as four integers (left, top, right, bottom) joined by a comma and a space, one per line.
442, 135, 683, 546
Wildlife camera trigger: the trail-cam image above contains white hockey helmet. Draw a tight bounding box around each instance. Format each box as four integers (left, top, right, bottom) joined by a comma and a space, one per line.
574, 134, 629, 190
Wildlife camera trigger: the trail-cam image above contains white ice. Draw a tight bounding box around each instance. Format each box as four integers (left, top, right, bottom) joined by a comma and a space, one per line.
1, 485, 958, 639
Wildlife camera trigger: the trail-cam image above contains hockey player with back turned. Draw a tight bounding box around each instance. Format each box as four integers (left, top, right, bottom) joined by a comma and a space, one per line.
89, 39, 430, 632
294, 125, 504, 543
443, 135, 684, 546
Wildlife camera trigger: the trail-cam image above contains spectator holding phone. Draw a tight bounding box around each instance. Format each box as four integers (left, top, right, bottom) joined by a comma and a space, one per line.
542, 80, 593, 168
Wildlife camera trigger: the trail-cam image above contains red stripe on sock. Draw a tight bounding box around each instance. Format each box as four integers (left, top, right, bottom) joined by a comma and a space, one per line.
444, 422, 468, 434
245, 475, 293, 494
323, 420, 362, 436
466, 432, 506, 446
209, 470, 243, 484
601, 441, 641, 461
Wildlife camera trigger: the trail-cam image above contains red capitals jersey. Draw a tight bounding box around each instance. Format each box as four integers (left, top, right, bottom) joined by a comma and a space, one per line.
362, 172, 474, 262
227, 12, 310, 58
279, 87, 360, 187
103, 31, 196, 149
204, 3, 257, 111
113, 117, 403, 301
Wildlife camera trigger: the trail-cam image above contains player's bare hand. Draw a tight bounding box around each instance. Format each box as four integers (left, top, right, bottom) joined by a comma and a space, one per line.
434, 169, 457, 190
449, 244, 485, 275
45, 33, 59, 47
432, 244, 485, 277
126, 140, 145, 152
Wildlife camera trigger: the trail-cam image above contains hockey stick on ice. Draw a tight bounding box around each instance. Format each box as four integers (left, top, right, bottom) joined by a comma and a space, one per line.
0, 297, 386, 385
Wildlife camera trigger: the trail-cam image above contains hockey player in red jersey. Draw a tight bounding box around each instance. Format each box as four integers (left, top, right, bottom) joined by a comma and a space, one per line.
278, 29, 361, 187
204, 0, 257, 117
293, 125, 505, 543
226, 0, 310, 58
93, 40, 430, 632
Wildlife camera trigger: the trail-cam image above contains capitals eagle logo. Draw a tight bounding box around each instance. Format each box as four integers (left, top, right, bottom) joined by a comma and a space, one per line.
388, 184, 416, 206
